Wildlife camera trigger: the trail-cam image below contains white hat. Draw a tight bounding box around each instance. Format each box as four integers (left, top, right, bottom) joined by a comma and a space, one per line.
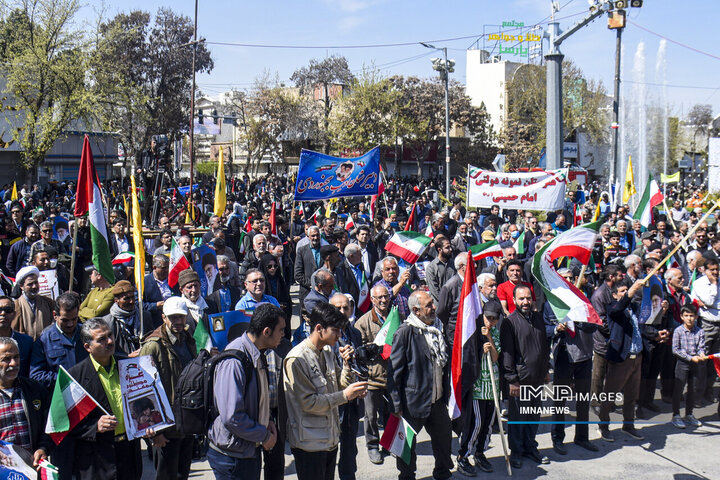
16, 266, 40, 286
163, 296, 188, 317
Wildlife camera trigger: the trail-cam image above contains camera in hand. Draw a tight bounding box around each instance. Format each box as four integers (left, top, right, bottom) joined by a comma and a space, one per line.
343, 343, 382, 381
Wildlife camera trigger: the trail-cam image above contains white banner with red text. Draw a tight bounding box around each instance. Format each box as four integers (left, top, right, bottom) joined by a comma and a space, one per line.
467, 166, 568, 211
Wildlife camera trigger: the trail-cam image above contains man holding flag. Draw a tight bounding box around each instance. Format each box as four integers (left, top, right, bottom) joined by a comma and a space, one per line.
387, 290, 453, 480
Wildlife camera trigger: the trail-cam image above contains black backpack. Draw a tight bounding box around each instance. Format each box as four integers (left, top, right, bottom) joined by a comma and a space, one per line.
173, 348, 254, 435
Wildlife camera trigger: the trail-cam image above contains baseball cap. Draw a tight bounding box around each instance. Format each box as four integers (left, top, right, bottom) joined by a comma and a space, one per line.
163, 296, 188, 317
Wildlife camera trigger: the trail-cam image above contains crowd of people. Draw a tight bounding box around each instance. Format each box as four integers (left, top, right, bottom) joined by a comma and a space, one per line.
0, 173, 717, 480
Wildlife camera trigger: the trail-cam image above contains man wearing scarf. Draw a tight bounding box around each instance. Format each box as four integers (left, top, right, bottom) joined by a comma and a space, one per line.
388, 290, 453, 480
178, 269, 218, 335
101, 280, 153, 356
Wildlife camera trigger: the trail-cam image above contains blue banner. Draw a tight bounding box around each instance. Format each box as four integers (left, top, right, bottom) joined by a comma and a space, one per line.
170, 185, 200, 197
294, 147, 380, 201
208, 310, 251, 351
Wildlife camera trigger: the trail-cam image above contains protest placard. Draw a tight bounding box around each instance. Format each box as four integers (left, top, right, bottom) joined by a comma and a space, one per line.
38, 270, 59, 300
208, 310, 252, 351
119, 356, 175, 441
467, 166, 568, 211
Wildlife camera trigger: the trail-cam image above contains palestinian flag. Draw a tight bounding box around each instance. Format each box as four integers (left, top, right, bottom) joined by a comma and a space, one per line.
633, 175, 663, 227
380, 414, 416, 465
404, 202, 417, 231
470, 240, 503, 261
448, 251, 481, 420
374, 307, 401, 359
513, 230, 526, 256
112, 252, 134, 265
193, 315, 214, 352
75, 135, 114, 284
168, 237, 191, 288
531, 220, 603, 329
385, 231, 432, 264
46, 366, 101, 445
708, 353, 720, 377
357, 271, 370, 314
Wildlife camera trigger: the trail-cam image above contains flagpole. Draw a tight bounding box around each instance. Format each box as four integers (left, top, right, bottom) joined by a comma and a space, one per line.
662, 196, 677, 231
643, 199, 720, 284
487, 352, 512, 476
69, 218, 79, 292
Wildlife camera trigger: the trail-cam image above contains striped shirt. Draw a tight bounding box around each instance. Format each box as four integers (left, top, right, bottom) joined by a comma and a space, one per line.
473, 327, 501, 401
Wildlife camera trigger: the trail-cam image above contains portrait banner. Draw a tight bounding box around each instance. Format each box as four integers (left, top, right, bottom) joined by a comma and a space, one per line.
467, 166, 568, 211
294, 147, 380, 201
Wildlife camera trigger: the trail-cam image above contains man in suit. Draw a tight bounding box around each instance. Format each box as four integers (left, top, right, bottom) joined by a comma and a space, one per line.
208, 255, 243, 313
436, 253, 467, 348
354, 225, 379, 276
335, 244, 368, 315
143, 255, 173, 328
294, 225, 322, 304
108, 220, 134, 258
6, 223, 39, 276
69, 317, 143, 480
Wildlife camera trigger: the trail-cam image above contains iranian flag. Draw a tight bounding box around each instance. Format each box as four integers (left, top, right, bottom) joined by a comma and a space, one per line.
385, 231, 432, 264
75, 136, 114, 284
46, 366, 102, 445
379, 414, 416, 465
39, 459, 59, 480
193, 314, 214, 352
633, 175, 664, 227
345, 216, 355, 232
370, 195, 377, 221
269, 202, 277, 235
470, 240, 503, 261
448, 251, 481, 420
111, 252, 134, 265
708, 353, 720, 377
513, 230, 526, 256
374, 307, 401, 359
357, 271, 371, 313
168, 237, 191, 288
531, 220, 603, 329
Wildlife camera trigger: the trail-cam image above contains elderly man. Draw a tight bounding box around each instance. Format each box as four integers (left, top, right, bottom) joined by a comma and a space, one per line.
139, 297, 197, 480
295, 225, 323, 303
478, 272, 498, 305
68, 318, 143, 480
690, 257, 720, 403
177, 235, 193, 264
355, 284, 394, 465
0, 337, 52, 469
13, 266, 56, 340
6, 223, 39, 276
616, 219, 635, 252
30, 292, 87, 388
425, 238, 456, 304
388, 290, 453, 480
501, 284, 551, 468
335, 243, 369, 314
208, 255, 243, 313
283, 302, 367, 480
683, 250, 703, 289
178, 269, 217, 334
373, 257, 411, 318
79, 267, 115, 321
437, 253, 469, 347
303, 269, 335, 315
235, 268, 281, 313
202, 215, 223, 244
239, 233, 268, 291
0, 295, 32, 377
102, 280, 153, 356
143, 255, 173, 327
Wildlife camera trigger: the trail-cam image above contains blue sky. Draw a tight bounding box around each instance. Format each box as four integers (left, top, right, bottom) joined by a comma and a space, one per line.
87, 0, 720, 118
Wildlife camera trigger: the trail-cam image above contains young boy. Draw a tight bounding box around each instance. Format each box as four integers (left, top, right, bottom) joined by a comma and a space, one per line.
456, 300, 502, 476
671, 304, 707, 428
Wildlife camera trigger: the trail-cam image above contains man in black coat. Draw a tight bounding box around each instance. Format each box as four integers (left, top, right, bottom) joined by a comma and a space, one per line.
500, 283, 550, 469
335, 244, 365, 309
436, 253, 465, 348
387, 290, 453, 480
0, 337, 52, 468
294, 226, 322, 304
69, 318, 143, 480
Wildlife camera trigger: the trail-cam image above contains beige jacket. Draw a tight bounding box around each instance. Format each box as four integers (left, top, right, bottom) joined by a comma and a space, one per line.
13, 294, 55, 340
354, 308, 390, 390
283, 339, 351, 452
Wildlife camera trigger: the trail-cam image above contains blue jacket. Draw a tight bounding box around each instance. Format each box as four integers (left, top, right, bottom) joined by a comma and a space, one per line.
30, 324, 88, 389
12, 330, 33, 378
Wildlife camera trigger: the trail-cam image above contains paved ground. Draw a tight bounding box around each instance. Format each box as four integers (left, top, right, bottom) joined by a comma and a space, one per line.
141, 286, 720, 479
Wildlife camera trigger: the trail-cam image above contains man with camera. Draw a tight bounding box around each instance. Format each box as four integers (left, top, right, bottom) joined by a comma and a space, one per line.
355, 284, 394, 465
283, 302, 368, 480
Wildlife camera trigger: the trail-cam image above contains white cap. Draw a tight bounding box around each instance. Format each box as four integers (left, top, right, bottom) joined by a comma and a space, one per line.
16, 266, 40, 286
163, 296, 188, 317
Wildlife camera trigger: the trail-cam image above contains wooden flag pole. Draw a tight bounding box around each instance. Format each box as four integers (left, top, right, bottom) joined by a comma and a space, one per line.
642, 199, 720, 284
487, 352, 512, 476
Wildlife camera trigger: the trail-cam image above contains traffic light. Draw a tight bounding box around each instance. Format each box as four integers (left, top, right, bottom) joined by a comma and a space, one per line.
212, 109, 218, 125
198, 109, 204, 124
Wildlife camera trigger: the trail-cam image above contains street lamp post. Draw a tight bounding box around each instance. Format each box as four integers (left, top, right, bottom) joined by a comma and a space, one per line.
421, 43, 454, 199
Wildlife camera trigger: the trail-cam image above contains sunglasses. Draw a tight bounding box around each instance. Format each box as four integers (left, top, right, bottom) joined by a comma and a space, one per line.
0, 307, 14, 314
267, 264, 279, 269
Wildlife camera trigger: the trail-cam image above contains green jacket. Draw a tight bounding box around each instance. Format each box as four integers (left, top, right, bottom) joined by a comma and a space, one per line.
78, 287, 114, 321
139, 324, 197, 437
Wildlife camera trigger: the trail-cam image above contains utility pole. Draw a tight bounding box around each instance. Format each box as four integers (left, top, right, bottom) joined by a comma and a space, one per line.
610, 25, 623, 185
189, 0, 198, 224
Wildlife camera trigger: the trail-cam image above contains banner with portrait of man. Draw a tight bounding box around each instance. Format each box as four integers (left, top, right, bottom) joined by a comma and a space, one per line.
294, 147, 381, 201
